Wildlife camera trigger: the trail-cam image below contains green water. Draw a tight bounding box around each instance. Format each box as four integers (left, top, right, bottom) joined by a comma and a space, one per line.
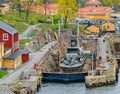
36, 71, 120, 94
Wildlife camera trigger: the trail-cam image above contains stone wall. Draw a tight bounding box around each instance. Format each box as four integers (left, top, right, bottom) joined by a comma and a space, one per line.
85, 74, 116, 87
24, 29, 56, 52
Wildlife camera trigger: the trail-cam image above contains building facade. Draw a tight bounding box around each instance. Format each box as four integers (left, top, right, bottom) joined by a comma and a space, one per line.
78, 0, 114, 19
0, 21, 29, 70
0, 21, 19, 52
101, 22, 116, 32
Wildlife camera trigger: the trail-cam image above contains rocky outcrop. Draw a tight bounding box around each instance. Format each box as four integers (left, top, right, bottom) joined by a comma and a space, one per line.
25, 28, 56, 52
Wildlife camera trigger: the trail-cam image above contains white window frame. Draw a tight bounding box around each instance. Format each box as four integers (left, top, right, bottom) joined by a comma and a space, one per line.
3, 33, 8, 40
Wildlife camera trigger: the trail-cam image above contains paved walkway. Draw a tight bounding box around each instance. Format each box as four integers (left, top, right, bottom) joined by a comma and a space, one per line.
97, 36, 110, 70
19, 23, 42, 39
0, 41, 57, 84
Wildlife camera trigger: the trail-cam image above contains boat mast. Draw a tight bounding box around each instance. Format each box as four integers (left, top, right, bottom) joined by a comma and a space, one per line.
77, 20, 80, 47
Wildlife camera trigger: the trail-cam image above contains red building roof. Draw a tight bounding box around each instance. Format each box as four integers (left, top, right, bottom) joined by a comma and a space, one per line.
46, 3, 58, 10
79, 7, 114, 15
85, 0, 102, 7
37, 3, 58, 15
0, 21, 18, 34
24, 3, 58, 15
78, 0, 115, 18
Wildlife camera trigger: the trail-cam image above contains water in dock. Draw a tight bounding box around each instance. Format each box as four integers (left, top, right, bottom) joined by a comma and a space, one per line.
36, 70, 120, 94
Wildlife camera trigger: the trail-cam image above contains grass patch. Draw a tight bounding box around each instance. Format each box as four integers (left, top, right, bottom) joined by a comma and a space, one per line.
0, 71, 8, 79
0, 11, 29, 34
0, 10, 81, 35
20, 39, 31, 47
0, 11, 41, 34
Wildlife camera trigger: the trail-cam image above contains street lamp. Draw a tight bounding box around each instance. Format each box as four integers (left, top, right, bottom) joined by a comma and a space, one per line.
61, 16, 64, 26
77, 20, 80, 47
91, 37, 94, 77
91, 49, 94, 76
50, 16, 54, 27
58, 20, 60, 37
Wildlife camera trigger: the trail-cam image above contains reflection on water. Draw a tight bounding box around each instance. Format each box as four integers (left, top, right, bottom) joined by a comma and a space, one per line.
36, 71, 120, 94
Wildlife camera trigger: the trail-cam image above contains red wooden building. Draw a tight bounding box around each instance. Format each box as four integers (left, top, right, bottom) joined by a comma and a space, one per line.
0, 21, 29, 65
0, 21, 19, 52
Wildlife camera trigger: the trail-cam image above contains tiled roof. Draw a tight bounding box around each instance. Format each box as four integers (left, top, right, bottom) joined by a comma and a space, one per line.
25, 3, 58, 11
0, 21, 18, 35
46, 4, 58, 10
78, 7, 114, 14
37, 3, 58, 14
30, 5, 38, 11
85, 0, 102, 6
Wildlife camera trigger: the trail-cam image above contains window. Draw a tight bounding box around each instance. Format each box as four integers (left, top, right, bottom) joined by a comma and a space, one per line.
3, 34, 8, 40
103, 26, 106, 31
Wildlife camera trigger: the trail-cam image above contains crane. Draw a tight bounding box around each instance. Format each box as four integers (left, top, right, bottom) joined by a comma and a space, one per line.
53, 32, 67, 58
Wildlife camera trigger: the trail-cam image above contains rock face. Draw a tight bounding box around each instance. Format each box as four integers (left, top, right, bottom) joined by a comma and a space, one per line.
25, 29, 56, 52
24, 27, 74, 52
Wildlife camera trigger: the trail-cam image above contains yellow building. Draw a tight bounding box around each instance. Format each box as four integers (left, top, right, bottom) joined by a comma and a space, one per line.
0, 5, 5, 15
3, 51, 22, 69
101, 21, 116, 32
0, 42, 22, 70
3, 4, 10, 11
86, 14, 110, 20
0, 42, 4, 69
86, 25, 100, 33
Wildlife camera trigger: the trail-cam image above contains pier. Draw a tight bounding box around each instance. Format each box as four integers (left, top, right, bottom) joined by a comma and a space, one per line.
0, 41, 57, 94
11, 70, 42, 94
85, 35, 118, 87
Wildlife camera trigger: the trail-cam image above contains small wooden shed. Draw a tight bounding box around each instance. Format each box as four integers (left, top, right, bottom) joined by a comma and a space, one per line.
21, 51, 29, 63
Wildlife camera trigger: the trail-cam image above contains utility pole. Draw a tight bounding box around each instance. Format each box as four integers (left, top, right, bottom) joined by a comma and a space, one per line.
92, 50, 94, 76
77, 20, 80, 47
61, 16, 64, 26
50, 16, 54, 26
91, 37, 94, 77
58, 20, 60, 37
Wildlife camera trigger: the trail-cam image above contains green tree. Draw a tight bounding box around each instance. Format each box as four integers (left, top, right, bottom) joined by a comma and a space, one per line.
58, 0, 78, 28
101, 0, 120, 7
8, 0, 22, 17
27, 0, 33, 19
79, 24, 86, 33
36, 0, 47, 15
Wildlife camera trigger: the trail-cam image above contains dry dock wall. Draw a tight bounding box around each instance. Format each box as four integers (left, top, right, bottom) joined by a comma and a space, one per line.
85, 36, 118, 87
85, 74, 116, 87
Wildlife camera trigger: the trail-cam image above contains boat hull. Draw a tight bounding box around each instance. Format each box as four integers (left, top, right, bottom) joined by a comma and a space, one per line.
43, 72, 88, 82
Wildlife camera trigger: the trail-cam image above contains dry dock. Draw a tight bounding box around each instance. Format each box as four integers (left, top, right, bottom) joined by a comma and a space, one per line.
85, 35, 118, 87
